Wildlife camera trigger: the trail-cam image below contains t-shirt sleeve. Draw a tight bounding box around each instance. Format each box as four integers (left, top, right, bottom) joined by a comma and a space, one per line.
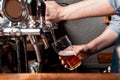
107, 15, 120, 35
109, 0, 120, 14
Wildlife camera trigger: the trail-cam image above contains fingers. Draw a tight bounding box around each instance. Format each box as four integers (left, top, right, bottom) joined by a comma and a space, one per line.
59, 56, 68, 69
45, 2, 51, 21
45, 1, 61, 22
65, 46, 73, 51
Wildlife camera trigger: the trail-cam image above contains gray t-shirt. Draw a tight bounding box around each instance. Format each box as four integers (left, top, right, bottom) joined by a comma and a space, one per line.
107, 0, 120, 73
108, 0, 120, 35
106, 15, 120, 73
109, 0, 120, 14
107, 15, 120, 35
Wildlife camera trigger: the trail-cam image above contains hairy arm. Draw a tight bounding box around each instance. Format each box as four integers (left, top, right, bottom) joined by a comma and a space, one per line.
46, 0, 115, 22
87, 28, 118, 55
60, 28, 118, 67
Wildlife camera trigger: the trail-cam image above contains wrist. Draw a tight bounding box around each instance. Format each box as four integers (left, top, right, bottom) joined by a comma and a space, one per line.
86, 43, 97, 56
58, 7, 66, 21
59, 5, 73, 21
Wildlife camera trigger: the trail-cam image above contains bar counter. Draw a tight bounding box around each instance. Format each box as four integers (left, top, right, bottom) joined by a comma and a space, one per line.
0, 73, 120, 80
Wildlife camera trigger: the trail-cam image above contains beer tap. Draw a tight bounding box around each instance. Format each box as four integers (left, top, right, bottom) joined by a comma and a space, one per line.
37, 0, 47, 31
37, 0, 49, 49
38, 0, 58, 46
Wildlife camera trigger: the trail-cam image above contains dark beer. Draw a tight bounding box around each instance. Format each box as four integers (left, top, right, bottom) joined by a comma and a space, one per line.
59, 51, 81, 70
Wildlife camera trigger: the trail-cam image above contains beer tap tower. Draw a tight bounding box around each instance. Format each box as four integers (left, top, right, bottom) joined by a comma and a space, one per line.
0, 0, 58, 73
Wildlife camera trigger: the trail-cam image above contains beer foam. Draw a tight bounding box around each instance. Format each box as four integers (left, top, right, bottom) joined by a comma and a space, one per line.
58, 51, 75, 56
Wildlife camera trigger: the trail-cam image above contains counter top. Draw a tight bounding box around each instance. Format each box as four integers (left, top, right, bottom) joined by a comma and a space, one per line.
0, 73, 120, 80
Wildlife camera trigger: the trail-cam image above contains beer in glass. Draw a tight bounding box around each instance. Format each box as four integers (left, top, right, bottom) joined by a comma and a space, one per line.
52, 35, 81, 70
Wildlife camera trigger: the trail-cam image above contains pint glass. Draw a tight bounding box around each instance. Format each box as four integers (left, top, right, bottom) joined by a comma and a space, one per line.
52, 35, 81, 70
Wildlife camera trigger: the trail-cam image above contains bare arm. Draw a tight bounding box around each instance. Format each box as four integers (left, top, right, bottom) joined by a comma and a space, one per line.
66, 28, 118, 56
87, 28, 118, 55
60, 28, 118, 68
45, 0, 115, 22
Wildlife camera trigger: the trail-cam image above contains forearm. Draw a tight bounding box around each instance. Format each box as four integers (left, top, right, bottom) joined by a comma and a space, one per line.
86, 28, 118, 55
60, 0, 115, 20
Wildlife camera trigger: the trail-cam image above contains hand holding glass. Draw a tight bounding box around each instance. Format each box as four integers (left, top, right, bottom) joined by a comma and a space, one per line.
52, 35, 81, 70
